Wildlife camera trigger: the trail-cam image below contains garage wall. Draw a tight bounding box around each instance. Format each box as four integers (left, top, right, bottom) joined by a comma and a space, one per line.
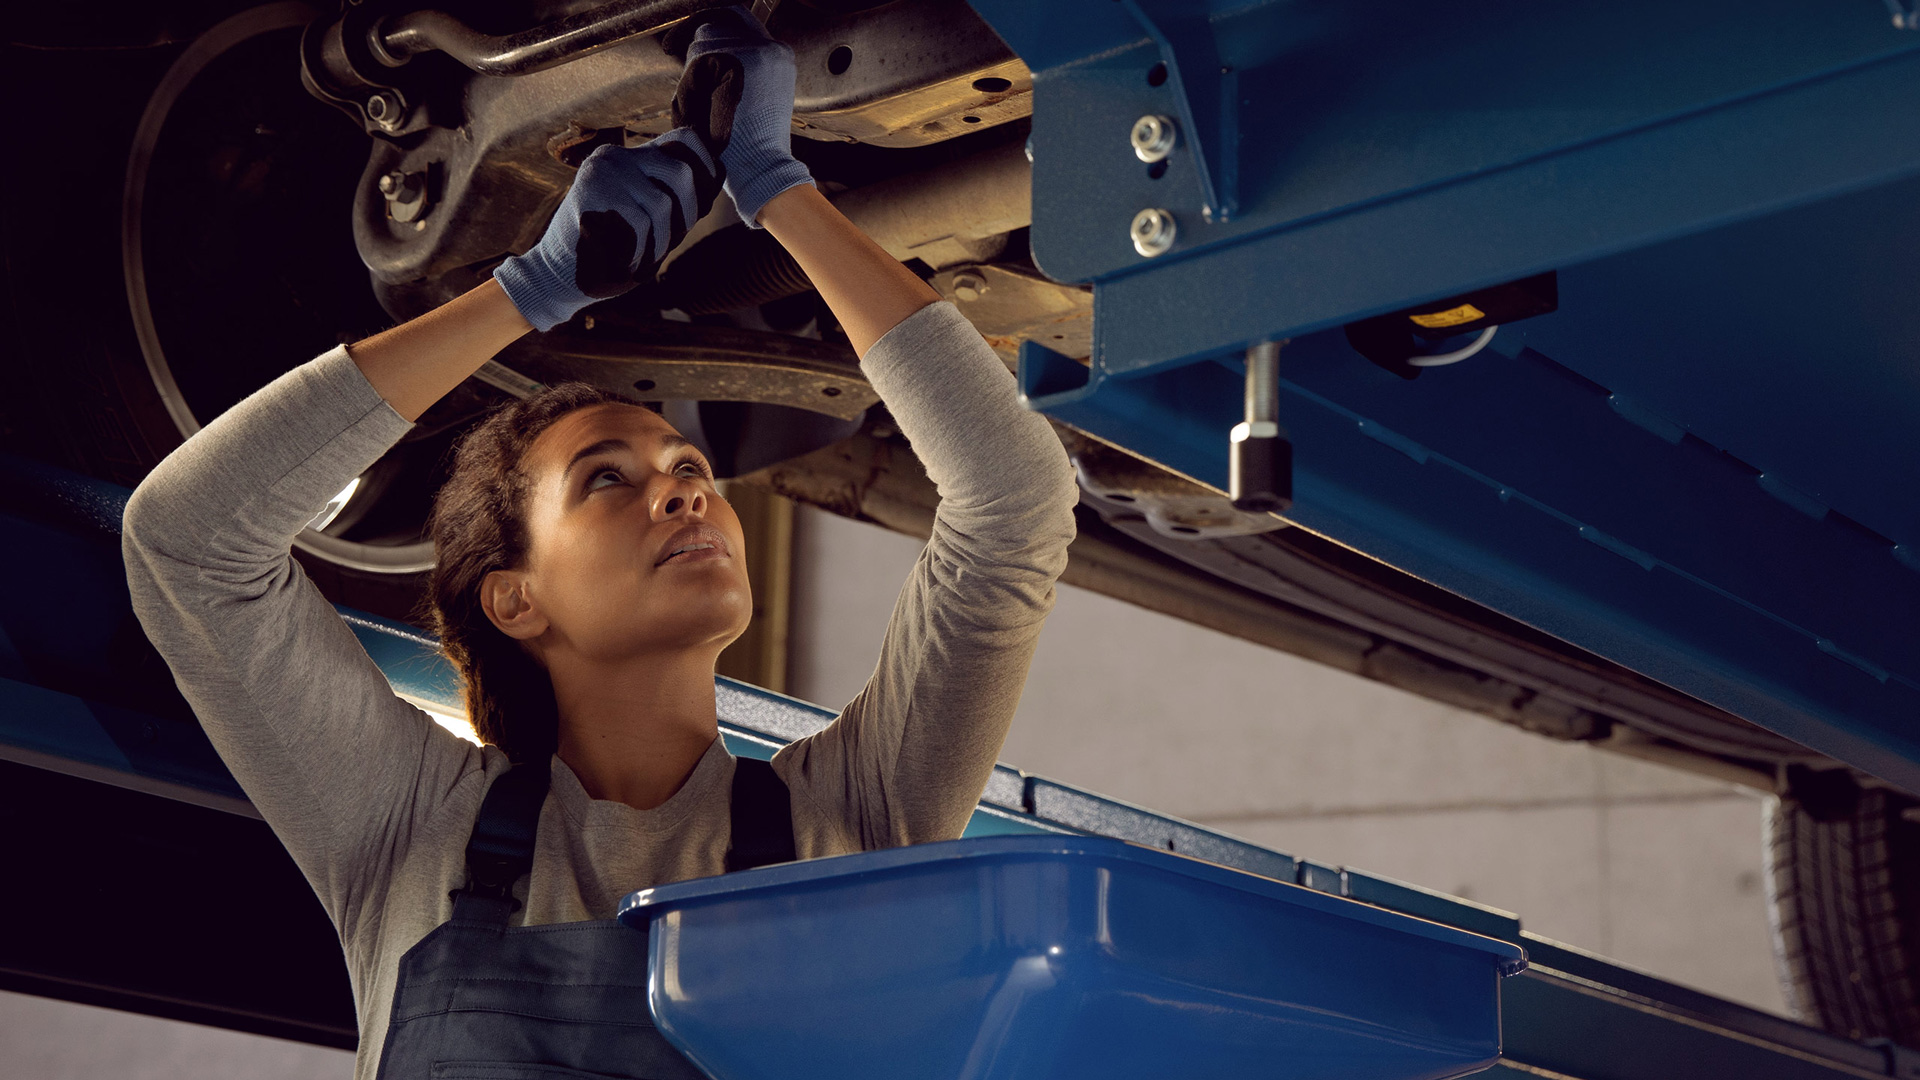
790, 505, 1792, 1017
0, 990, 351, 1079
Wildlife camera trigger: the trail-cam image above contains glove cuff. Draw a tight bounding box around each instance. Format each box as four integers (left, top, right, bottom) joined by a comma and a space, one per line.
729, 156, 815, 228
493, 249, 585, 334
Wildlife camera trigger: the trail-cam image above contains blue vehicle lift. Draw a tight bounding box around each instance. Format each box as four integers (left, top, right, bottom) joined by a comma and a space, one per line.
962, 0, 1920, 798
3, 443, 1917, 1076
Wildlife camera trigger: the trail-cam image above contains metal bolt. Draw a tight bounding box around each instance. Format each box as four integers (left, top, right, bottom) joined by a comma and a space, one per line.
1239, 340, 1281, 432
381, 170, 429, 223
1131, 114, 1177, 163
951, 272, 987, 302
383, 171, 422, 203
1130, 208, 1176, 257
1230, 339, 1292, 513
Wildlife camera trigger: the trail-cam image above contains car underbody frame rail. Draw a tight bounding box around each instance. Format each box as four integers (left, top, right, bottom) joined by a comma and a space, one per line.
373, 0, 713, 78
967, 0, 1920, 796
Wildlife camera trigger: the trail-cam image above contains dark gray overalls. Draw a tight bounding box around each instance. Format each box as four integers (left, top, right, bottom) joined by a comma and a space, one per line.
372, 757, 796, 1080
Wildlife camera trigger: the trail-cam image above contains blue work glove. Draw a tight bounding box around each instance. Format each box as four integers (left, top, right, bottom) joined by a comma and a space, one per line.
492, 128, 721, 332
665, 5, 814, 227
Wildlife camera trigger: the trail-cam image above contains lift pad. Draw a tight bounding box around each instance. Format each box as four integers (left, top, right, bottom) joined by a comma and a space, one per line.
620, 834, 1525, 1080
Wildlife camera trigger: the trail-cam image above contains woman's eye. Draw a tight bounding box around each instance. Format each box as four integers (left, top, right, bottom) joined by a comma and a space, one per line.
587, 467, 622, 489
676, 459, 710, 479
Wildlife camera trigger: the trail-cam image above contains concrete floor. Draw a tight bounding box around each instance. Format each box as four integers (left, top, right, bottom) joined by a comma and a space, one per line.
3, 501, 1794, 1077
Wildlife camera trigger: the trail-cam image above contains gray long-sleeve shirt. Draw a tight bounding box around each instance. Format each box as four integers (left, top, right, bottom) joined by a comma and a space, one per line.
121, 300, 1078, 1079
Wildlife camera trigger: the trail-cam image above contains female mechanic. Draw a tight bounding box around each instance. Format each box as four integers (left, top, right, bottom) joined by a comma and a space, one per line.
121, 8, 1077, 1079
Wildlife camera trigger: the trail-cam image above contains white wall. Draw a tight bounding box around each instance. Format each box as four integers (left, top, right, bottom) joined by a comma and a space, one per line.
790, 505, 1791, 1017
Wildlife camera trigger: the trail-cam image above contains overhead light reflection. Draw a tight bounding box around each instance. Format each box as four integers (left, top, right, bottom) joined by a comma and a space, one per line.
399, 694, 482, 746
306, 476, 362, 533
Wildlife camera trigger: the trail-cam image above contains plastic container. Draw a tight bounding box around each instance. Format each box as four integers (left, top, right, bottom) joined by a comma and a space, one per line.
619, 835, 1526, 1080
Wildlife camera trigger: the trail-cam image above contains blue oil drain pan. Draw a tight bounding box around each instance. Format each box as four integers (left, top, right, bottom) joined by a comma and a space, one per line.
619, 834, 1526, 1080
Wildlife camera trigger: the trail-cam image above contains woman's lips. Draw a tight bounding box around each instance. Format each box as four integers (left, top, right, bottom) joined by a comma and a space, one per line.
660, 544, 725, 565
655, 523, 731, 566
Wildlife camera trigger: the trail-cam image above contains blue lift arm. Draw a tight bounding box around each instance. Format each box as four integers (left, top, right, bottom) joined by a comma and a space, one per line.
963, 0, 1920, 795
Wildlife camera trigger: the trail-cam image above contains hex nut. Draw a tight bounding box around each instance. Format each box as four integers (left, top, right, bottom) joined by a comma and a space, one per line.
1131, 114, 1177, 163
1130, 208, 1177, 257
951, 272, 987, 302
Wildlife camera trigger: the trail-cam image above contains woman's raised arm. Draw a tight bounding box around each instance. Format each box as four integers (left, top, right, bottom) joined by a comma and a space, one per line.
121, 124, 725, 935
666, 7, 1079, 847
755, 184, 940, 358
121, 337, 476, 944
347, 278, 531, 422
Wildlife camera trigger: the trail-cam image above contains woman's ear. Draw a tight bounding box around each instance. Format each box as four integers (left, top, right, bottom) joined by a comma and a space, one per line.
481, 568, 549, 641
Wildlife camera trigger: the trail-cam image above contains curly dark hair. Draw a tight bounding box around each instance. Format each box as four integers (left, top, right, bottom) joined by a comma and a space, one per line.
416, 381, 640, 762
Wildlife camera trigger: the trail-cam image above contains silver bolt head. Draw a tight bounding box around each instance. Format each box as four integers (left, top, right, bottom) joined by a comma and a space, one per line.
951, 272, 987, 301
1130, 208, 1176, 257
1131, 114, 1176, 163
378, 172, 400, 195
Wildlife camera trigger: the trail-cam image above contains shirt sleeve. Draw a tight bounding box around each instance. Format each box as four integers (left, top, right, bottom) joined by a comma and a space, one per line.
774, 301, 1079, 849
121, 345, 490, 941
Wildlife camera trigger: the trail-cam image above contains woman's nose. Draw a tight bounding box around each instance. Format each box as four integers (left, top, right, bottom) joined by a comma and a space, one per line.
654, 479, 706, 520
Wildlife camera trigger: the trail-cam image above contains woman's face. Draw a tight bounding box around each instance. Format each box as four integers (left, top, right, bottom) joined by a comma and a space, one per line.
501, 401, 752, 663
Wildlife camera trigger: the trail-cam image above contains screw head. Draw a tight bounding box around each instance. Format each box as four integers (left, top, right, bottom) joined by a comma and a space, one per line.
1131, 114, 1176, 163
1130, 207, 1177, 257
951, 272, 987, 302
377, 172, 400, 196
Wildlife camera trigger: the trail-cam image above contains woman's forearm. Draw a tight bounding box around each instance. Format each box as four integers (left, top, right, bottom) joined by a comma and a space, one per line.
347, 278, 533, 423
755, 184, 941, 359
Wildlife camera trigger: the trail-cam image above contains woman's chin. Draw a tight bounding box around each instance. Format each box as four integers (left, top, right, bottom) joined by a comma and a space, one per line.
641, 599, 755, 655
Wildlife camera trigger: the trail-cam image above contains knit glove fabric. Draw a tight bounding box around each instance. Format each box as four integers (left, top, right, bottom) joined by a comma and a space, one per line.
666, 5, 814, 227
492, 128, 721, 332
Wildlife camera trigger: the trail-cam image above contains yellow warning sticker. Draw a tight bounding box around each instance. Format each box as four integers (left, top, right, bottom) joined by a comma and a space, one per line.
1409, 303, 1486, 329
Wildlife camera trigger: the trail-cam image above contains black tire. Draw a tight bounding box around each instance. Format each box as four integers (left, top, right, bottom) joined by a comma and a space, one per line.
4, 3, 455, 627
1766, 778, 1920, 1044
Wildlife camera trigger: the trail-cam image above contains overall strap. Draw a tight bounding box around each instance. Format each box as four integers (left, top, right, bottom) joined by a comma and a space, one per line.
725, 757, 796, 872
453, 761, 552, 923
